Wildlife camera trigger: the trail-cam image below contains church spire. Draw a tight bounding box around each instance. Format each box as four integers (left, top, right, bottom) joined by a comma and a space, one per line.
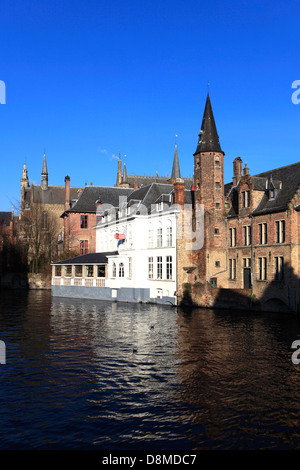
41, 150, 48, 190
171, 142, 181, 180
194, 93, 223, 155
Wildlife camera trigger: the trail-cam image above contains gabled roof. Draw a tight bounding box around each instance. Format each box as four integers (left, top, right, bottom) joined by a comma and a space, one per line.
66, 186, 133, 214
227, 161, 300, 217
31, 184, 81, 205
194, 93, 224, 155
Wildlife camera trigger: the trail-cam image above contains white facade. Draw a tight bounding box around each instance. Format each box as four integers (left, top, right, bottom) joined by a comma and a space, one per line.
95, 207, 178, 302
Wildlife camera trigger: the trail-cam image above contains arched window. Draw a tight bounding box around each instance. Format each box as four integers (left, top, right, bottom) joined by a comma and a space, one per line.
119, 262, 124, 278
112, 262, 116, 278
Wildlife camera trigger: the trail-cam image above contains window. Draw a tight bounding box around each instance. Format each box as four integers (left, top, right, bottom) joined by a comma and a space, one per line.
128, 258, 132, 279
119, 263, 124, 278
215, 181, 221, 189
157, 226, 163, 247
229, 227, 236, 247
243, 225, 251, 246
210, 277, 218, 287
215, 228, 220, 235
259, 223, 268, 245
166, 256, 172, 280
166, 225, 172, 247
275, 256, 284, 280
258, 257, 267, 280
80, 240, 88, 254
157, 256, 162, 279
229, 259, 236, 280
112, 262, 116, 278
42, 211, 48, 230
97, 266, 105, 278
148, 257, 154, 279
148, 226, 153, 248
55, 265, 62, 277
215, 261, 220, 268
86, 265, 94, 277
243, 258, 251, 268
216, 202, 220, 210
242, 190, 250, 208
275, 220, 285, 243
75, 265, 82, 277
80, 215, 88, 229
215, 158, 220, 167
65, 266, 72, 277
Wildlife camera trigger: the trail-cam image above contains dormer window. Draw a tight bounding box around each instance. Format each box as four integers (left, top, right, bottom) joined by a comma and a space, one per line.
269, 187, 275, 199
242, 190, 250, 208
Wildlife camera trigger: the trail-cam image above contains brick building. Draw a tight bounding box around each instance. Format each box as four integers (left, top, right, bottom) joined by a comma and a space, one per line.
177, 93, 300, 312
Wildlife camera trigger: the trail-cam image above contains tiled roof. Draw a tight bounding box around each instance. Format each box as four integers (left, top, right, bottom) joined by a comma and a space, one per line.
31, 185, 81, 205
66, 186, 133, 214
227, 161, 300, 217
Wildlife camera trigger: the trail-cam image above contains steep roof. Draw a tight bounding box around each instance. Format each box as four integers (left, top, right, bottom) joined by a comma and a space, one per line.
124, 173, 193, 190
227, 161, 300, 217
171, 144, 181, 179
194, 93, 224, 155
31, 184, 81, 205
66, 186, 133, 214
252, 162, 300, 215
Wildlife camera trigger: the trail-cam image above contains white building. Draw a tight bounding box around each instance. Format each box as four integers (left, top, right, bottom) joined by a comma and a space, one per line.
95, 183, 179, 304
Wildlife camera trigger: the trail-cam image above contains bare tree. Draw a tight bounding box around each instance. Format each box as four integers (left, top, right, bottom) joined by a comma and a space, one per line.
20, 204, 61, 273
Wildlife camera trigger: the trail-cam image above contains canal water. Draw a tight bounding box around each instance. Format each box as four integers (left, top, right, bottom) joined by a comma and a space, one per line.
1, 289, 300, 450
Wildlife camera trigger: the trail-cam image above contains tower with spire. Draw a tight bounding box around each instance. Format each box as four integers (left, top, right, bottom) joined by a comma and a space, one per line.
193, 92, 224, 213
41, 151, 48, 190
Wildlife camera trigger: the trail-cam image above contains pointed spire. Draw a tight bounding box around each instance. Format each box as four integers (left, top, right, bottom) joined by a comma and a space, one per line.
171, 142, 181, 179
41, 150, 48, 190
122, 162, 128, 184
194, 93, 223, 155
42, 150, 48, 175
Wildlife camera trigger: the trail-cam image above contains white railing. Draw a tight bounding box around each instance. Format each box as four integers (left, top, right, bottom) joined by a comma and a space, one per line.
52, 277, 106, 287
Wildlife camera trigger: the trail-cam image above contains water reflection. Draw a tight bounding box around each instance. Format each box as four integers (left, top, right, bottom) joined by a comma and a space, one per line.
1, 290, 300, 449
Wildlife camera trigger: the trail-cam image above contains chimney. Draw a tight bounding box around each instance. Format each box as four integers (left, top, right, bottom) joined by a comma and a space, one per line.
233, 157, 242, 186
134, 180, 138, 190
65, 176, 70, 210
243, 163, 249, 176
174, 178, 185, 206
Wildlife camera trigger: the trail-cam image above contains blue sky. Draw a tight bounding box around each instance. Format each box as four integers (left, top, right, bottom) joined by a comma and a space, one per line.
1, 0, 300, 212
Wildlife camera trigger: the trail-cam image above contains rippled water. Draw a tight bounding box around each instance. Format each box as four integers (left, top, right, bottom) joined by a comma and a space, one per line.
1, 289, 300, 449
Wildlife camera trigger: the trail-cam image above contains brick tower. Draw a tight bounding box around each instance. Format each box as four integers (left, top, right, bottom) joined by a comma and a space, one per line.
192, 93, 227, 288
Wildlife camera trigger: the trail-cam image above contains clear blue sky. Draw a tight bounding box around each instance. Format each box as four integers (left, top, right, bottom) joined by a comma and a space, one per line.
1, 0, 300, 212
